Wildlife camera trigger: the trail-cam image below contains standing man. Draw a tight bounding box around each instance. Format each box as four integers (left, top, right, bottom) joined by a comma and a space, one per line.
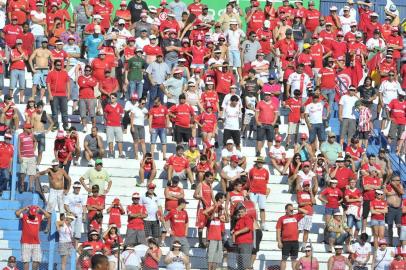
338, 86, 359, 146
29, 38, 53, 101
35, 160, 71, 232
276, 203, 304, 270
64, 181, 87, 247
79, 159, 112, 197
10, 39, 28, 103
104, 93, 125, 159
222, 95, 242, 149
304, 94, 327, 151
164, 198, 190, 256
0, 133, 13, 196
224, 19, 245, 80
384, 175, 404, 246
146, 53, 171, 109
125, 192, 147, 246
15, 205, 50, 270
255, 92, 278, 157
233, 206, 254, 270
18, 123, 37, 193
46, 59, 70, 131
149, 97, 170, 160
169, 94, 195, 145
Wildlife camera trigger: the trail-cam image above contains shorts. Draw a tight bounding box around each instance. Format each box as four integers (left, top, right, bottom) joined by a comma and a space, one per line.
106, 126, 123, 143
325, 207, 340, 216
370, 219, 385, 226
144, 220, 160, 239
190, 63, 205, 69
79, 98, 96, 119
362, 201, 370, 219
32, 69, 48, 87
150, 128, 167, 144
252, 229, 263, 255
131, 125, 145, 140
173, 170, 187, 181
249, 193, 266, 210
0, 73, 4, 90
223, 129, 241, 146
340, 119, 357, 140
174, 126, 191, 144
243, 113, 254, 126
298, 215, 313, 231
34, 133, 46, 152
229, 50, 241, 68
124, 229, 146, 246
281, 241, 299, 260
58, 241, 73, 256
237, 244, 252, 269
389, 122, 405, 141
10, 69, 26, 90
72, 216, 83, 239
21, 243, 42, 263
208, 240, 223, 263
381, 107, 389, 119
358, 131, 370, 140
196, 208, 208, 229
173, 237, 190, 255
46, 188, 65, 213
20, 157, 37, 176
288, 122, 299, 135
386, 206, 402, 225
308, 123, 326, 143
256, 125, 274, 142
400, 225, 406, 241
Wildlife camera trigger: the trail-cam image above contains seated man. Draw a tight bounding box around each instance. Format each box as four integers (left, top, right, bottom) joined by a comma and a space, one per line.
326, 212, 352, 252
68, 127, 81, 166
0, 95, 19, 130
360, 154, 384, 177
166, 145, 194, 188
83, 127, 105, 167
220, 155, 246, 192
221, 139, 246, 169
269, 135, 291, 175
320, 131, 343, 165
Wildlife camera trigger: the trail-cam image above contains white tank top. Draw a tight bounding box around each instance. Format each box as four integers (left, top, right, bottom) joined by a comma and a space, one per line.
374, 247, 393, 270
58, 222, 73, 243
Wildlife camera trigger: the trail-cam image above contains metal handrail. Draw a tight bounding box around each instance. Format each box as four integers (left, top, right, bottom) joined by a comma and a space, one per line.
10, 132, 19, 201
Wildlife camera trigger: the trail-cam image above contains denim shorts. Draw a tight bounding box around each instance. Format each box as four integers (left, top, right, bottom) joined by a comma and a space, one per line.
370, 219, 385, 226
32, 69, 48, 87
150, 128, 167, 144
229, 50, 241, 68
325, 207, 340, 215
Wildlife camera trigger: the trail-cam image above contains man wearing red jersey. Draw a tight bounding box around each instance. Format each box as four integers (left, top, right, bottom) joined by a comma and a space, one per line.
10, 39, 28, 103
51, 41, 68, 65
188, 0, 203, 17
390, 254, 406, 269
233, 206, 254, 270
379, 54, 397, 82
305, 1, 320, 34
344, 179, 362, 239
104, 93, 125, 159
370, 190, 388, 248
246, 3, 265, 35
77, 65, 98, 132
361, 167, 382, 233
248, 157, 270, 230
125, 192, 147, 246
255, 92, 278, 157
15, 205, 50, 270
348, 31, 367, 86
149, 97, 170, 160
0, 133, 13, 195
86, 184, 105, 222
329, 157, 355, 190
3, 16, 22, 49
283, 89, 302, 147
167, 145, 194, 187
297, 182, 316, 249
18, 123, 37, 193
319, 22, 336, 50
317, 57, 337, 113
164, 198, 190, 254
215, 63, 235, 106
91, 50, 111, 81
169, 94, 195, 145
387, 91, 406, 150
276, 203, 304, 270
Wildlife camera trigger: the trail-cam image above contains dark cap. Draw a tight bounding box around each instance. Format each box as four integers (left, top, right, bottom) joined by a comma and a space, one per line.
178, 198, 189, 205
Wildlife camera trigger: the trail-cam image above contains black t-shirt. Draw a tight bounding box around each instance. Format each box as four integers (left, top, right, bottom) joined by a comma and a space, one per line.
357, 85, 377, 104
127, 0, 149, 23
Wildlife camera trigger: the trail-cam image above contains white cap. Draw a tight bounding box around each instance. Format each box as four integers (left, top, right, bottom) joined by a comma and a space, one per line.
330, 6, 338, 11
93, 14, 102, 20
375, 189, 384, 195
51, 159, 59, 166
149, 34, 157, 39
118, 19, 125, 24
188, 79, 196, 86
229, 18, 238, 25
355, 31, 363, 37
330, 179, 338, 184
370, 12, 379, 17
333, 212, 342, 216
226, 139, 234, 144
398, 89, 406, 96
334, 245, 343, 249
343, 5, 350, 10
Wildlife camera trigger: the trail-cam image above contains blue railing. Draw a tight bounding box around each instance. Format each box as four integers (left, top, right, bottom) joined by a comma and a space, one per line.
48, 210, 57, 270
10, 132, 19, 201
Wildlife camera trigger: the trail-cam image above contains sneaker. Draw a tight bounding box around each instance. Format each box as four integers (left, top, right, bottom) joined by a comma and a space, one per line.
256, 151, 261, 157
73, 160, 78, 166
198, 242, 207, 248
88, 160, 95, 167
119, 154, 126, 159
82, 126, 88, 133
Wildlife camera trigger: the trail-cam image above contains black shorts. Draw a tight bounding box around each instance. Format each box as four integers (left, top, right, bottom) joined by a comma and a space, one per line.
358, 131, 370, 140
256, 124, 275, 142
223, 129, 241, 146
252, 229, 263, 255
174, 126, 191, 144
282, 241, 299, 260
386, 205, 402, 225
362, 200, 370, 219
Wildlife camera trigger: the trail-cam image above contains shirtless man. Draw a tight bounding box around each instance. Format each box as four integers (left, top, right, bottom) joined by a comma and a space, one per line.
29, 38, 53, 101
384, 175, 404, 246
35, 159, 71, 232
31, 101, 53, 165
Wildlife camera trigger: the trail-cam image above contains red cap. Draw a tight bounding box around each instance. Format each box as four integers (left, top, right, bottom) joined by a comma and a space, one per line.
230, 155, 239, 163
303, 181, 311, 186
302, 161, 311, 167
378, 238, 388, 245
391, 26, 399, 32
188, 138, 197, 147
156, 52, 163, 57
28, 206, 38, 216
11, 15, 18, 20
112, 198, 120, 204
160, 0, 167, 5
56, 130, 65, 139
120, 0, 127, 6
275, 135, 283, 142
336, 31, 344, 36
147, 183, 156, 189
173, 68, 183, 74
300, 133, 307, 139
253, 1, 260, 7
51, 2, 58, 6
127, 37, 135, 42
130, 93, 138, 100
194, 68, 202, 73
312, 33, 319, 39
23, 123, 33, 129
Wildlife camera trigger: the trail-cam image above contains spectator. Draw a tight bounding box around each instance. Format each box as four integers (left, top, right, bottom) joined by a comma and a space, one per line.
327, 245, 352, 269
349, 233, 372, 269
102, 225, 123, 254
77, 65, 98, 132
361, 166, 383, 233
255, 92, 278, 157
64, 181, 87, 247
18, 123, 36, 193
164, 198, 190, 256
10, 39, 28, 103
141, 183, 163, 243
344, 179, 363, 239
296, 161, 318, 196
104, 93, 125, 158
149, 97, 170, 160
0, 132, 13, 196
222, 95, 242, 149
169, 94, 195, 145
125, 192, 147, 246
338, 86, 359, 146
56, 213, 76, 270
220, 154, 245, 192
31, 101, 53, 165
83, 127, 105, 166
146, 53, 171, 108
326, 212, 352, 252
121, 243, 148, 270
269, 135, 291, 175
304, 94, 326, 151
319, 180, 342, 224
15, 205, 50, 270
320, 132, 342, 164
376, 148, 393, 181
0, 94, 19, 130
79, 159, 111, 196
371, 238, 394, 270
379, 70, 401, 130
164, 240, 190, 270
387, 89, 406, 150
297, 181, 316, 251
142, 238, 162, 270
371, 190, 388, 248
3, 256, 17, 270
385, 175, 404, 246
91, 254, 109, 270
167, 145, 194, 188
233, 205, 254, 270
54, 130, 75, 173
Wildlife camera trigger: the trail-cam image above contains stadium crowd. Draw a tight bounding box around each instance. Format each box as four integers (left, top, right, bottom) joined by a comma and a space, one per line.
0, 0, 406, 269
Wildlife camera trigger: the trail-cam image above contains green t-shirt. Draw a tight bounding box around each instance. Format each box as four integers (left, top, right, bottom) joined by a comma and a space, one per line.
82, 168, 111, 195
127, 55, 146, 81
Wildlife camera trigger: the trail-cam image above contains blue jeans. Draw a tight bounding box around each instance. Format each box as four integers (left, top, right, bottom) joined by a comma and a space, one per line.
329, 231, 349, 244
165, 58, 178, 70
309, 123, 326, 143
321, 88, 336, 118
129, 80, 143, 99
10, 69, 25, 90
0, 168, 9, 192
147, 84, 164, 109
34, 35, 45, 49
347, 214, 361, 231
150, 128, 167, 144
50, 96, 68, 128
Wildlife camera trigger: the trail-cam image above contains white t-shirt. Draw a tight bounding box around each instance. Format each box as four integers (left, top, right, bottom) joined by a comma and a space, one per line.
124, 100, 138, 112
30, 11, 46, 36
269, 145, 286, 160
374, 247, 394, 270
225, 28, 245, 50
339, 15, 356, 35
305, 102, 324, 124
287, 72, 311, 97
207, 57, 224, 67
297, 170, 316, 187
140, 195, 160, 221
135, 37, 150, 51
223, 105, 241, 130
64, 193, 86, 216
222, 165, 244, 179
222, 93, 242, 110
122, 245, 149, 267
0, 9, 5, 30
131, 106, 148, 126
339, 94, 359, 119
379, 80, 401, 105
221, 147, 243, 159
350, 242, 372, 265
366, 37, 386, 50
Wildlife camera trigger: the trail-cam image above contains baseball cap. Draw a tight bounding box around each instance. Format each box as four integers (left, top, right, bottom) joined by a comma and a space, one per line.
328, 131, 336, 137
330, 6, 338, 11
73, 181, 82, 188
343, 5, 350, 11
16, 39, 23, 44
275, 135, 283, 142
112, 198, 120, 204
148, 182, 156, 189
226, 139, 234, 145
300, 133, 307, 139
333, 212, 342, 216
120, 0, 126, 6
229, 18, 238, 25
149, 34, 157, 39
28, 206, 38, 216
132, 192, 140, 198
285, 29, 293, 35
51, 159, 59, 166
68, 35, 76, 41
370, 12, 379, 17
330, 179, 338, 184
23, 123, 33, 129
55, 40, 64, 45
255, 157, 265, 163
336, 157, 345, 162
375, 189, 384, 195
95, 159, 103, 165
334, 245, 343, 249
93, 14, 102, 20
303, 181, 311, 186
89, 230, 99, 235
378, 239, 388, 245
11, 15, 18, 20
355, 31, 363, 37
230, 155, 239, 163
178, 198, 189, 205
4, 133, 12, 140
118, 19, 125, 24
130, 93, 139, 100
302, 161, 311, 167
303, 43, 311, 49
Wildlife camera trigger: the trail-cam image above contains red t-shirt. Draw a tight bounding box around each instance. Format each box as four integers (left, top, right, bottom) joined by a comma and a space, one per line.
345, 145, 364, 161
16, 32, 35, 55
21, 213, 43, 244
344, 188, 362, 207
274, 39, 298, 57
305, 9, 320, 32
0, 142, 14, 169
143, 45, 162, 57
165, 186, 183, 211
330, 41, 347, 59
320, 187, 343, 208
8, 0, 28, 25
18, 132, 35, 158
168, 155, 189, 173
297, 53, 313, 78
93, 3, 112, 30
285, 97, 301, 123
46, 70, 69, 97
86, 195, 105, 220
248, 167, 269, 195
169, 103, 195, 128
197, 112, 217, 133
370, 199, 387, 221
3, 24, 22, 47
10, 48, 27, 70
100, 77, 118, 96
215, 70, 235, 95
51, 49, 68, 65
297, 191, 313, 215
388, 99, 406, 125
247, 10, 265, 33
362, 176, 382, 201
318, 67, 336, 89
91, 58, 111, 81
54, 138, 74, 162
310, 43, 326, 69
149, 105, 168, 129
82, 240, 105, 255
276, 213, 303, 241
78, 75, 97, 99
201, 91, 219, 112
329, 167, 355, 190
401, 198, 406, 225
256, 100, 277, 124
390, 260, 406, 270
190, 45, 207, 65
108, 207, 124, 228
165, 208, 189, 237
188, 3, 203, 16
104, 103, 124, 127
127, 204, 147, 230
234, 215, 254, 244
386, 35, 403, 59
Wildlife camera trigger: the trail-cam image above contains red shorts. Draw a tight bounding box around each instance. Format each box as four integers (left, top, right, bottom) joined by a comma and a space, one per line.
195, 208, 208, 229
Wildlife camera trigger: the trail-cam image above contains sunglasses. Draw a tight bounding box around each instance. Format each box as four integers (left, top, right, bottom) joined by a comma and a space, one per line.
111, 96, 116, 99
140, 102, 146, 105
55, 64, 62, 66
85, 69, 91, 71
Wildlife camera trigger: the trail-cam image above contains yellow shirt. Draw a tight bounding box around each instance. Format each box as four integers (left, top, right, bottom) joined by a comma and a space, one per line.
184, 149, 200, 167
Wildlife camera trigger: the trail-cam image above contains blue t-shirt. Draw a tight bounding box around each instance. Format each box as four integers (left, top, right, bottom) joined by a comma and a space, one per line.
85, 34, 104, 59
